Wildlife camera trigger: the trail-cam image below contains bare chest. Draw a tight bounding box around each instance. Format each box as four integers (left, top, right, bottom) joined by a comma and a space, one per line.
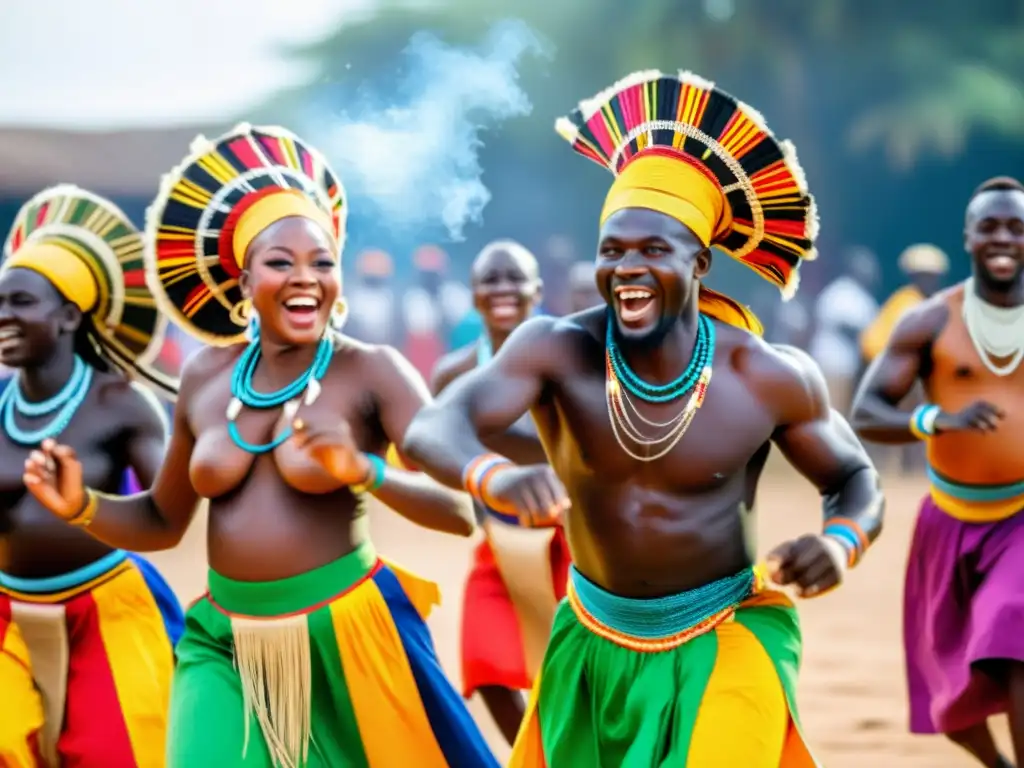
187, 365, 382, 499
543, 358, 775, 493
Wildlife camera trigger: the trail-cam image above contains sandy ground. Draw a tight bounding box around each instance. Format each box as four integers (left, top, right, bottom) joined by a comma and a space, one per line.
147, 458, 1012, 767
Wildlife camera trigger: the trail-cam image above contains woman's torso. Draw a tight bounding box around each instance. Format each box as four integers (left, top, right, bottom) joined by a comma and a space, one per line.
187, 338, 391, 582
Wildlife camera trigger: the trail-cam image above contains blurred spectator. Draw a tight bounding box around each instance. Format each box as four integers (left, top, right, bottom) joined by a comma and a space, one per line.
402, 245, 471, 378
568, 261, 602, 313
809, 246, 881, 413
345, 249, 402, 346
540, 235, 577, 316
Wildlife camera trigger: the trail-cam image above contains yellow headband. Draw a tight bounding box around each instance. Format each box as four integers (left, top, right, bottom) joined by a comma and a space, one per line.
2, 242, 99, 312
600, 154, 731, 245
232, 191, 337, 269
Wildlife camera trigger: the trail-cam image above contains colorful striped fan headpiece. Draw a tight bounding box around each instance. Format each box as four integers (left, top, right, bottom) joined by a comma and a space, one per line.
557, 70, 819, 332
1, 184, 177, 399
145, 123, 346, 346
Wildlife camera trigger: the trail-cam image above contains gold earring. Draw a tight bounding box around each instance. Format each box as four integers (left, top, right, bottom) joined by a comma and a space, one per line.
230, 298, 252, 327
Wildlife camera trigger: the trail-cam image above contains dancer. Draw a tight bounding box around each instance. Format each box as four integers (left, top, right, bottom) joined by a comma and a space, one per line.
22, 124, 496, 768
851, 176, 1024, 768
431, 240, 571, 745
0, 185, 182, 767
404, 71, 884, 766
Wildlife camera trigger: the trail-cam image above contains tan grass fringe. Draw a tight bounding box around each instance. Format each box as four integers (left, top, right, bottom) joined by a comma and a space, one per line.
231, 615, 312, 768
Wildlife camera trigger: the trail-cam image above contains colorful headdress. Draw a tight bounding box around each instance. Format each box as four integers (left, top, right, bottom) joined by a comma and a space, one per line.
557, 70, 819, 334
145, 123, 346, 346
1, 184, 177, 399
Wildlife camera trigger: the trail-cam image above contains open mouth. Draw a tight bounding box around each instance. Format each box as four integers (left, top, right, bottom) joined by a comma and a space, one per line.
984, 251, 1020, 278
0, 326, 23, 354
614, 286, 659, 327
282, 296, 321, 329
487, 295, 520, 322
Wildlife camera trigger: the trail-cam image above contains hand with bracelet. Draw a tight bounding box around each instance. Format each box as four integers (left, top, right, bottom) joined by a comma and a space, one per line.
291, 418, 385, 493
463, 453, 570, 527
910, 401, 1004, 438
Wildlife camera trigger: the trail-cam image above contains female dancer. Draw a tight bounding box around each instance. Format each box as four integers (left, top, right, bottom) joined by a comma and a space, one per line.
0, 185, 182, 767
23, 124, 495, 768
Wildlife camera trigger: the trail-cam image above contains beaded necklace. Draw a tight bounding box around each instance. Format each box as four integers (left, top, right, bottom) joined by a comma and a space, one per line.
226, 335, 334, 454
604, 311, 714, 461
0, 355, 93, 446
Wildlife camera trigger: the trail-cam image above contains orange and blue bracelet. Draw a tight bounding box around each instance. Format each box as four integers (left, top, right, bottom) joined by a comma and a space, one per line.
823, 517, 869, 568
462, 453, 513, 509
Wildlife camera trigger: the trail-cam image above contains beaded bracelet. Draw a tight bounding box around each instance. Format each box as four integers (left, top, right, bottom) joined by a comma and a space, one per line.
462, 453, 513, 509
822, 518, 869, 568
350, 454, 387, 494
909, 404, 941, 440
67, 489, 98, 528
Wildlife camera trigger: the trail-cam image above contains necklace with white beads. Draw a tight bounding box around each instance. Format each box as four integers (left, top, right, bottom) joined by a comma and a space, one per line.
962, 277, 1024, 376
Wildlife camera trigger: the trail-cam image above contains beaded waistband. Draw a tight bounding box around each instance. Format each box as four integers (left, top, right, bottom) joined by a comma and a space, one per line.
567, 565, 763, 652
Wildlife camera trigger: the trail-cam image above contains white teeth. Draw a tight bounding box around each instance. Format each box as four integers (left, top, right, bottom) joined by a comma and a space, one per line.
617, 289, 654, 300
285, 297, 318, 309
0, 328, 20, 340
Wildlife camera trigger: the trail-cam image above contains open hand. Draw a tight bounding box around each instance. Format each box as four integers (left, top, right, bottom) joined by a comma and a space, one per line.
484, 464, 569, 528
291, 418, 371, 486
22, 438, 87, 520
765, 534, 846, 598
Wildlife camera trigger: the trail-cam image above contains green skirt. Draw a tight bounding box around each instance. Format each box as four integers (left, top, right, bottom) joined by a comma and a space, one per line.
167, 542, 497, 768
508, 565, 820, 767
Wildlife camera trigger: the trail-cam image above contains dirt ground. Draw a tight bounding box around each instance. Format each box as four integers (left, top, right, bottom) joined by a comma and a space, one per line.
147, 458, 1012, 767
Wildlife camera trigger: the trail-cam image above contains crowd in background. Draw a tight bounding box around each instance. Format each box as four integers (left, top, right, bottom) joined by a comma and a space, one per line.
0, 237, 947, 477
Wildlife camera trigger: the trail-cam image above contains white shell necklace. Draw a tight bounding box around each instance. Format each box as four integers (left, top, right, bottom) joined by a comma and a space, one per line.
961, 277, 1024, 376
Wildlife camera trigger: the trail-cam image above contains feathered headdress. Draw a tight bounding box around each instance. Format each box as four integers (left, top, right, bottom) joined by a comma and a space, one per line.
557, 70, 819, 333
145, 123, 346, 346
1, 184, 177, 399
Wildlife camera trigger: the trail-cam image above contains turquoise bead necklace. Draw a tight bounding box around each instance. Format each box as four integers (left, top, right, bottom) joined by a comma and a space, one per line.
604, 310, 716, 461
0, 355, 94, 446
226, 333, 334, 454
605, 309, 713, 403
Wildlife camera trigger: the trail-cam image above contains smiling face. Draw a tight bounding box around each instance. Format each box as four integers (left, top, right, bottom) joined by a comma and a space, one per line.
596, 208, 710, 343
0, 267, 80, 368
239, 216, 340, 346
965, 189, 1024, 290
471, 242, 542, 334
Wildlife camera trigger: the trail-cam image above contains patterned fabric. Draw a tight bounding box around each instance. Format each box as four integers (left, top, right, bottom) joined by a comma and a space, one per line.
1, 185, 177, 398
145, 123, 347, 345
556, 70, 818, 309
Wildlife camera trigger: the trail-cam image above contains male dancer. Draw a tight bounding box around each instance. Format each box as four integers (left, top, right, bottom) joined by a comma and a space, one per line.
851, 177, 1024, 768
405, 71, 883, 766
431, 240, 571, 745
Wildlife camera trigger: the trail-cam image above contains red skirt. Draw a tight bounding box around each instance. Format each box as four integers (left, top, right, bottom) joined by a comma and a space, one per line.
460, 525, 571, 696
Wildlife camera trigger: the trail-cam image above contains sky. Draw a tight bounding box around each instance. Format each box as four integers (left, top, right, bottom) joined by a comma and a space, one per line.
0, 0, 375, 129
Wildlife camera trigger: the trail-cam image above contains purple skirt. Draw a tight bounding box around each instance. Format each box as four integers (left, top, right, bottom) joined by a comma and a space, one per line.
904, 494, 1024, 733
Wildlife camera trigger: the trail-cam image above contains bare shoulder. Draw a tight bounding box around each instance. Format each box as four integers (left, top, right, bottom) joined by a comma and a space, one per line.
722, 323, 827, 426
431, 343, 478, 395
885, 286, 955, 350
333, 335, 429, 399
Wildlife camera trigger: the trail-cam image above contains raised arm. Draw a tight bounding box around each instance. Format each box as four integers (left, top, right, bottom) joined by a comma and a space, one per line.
764, 346, 884, 596
403, 315, 556, 489
24, 352, 208, 551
